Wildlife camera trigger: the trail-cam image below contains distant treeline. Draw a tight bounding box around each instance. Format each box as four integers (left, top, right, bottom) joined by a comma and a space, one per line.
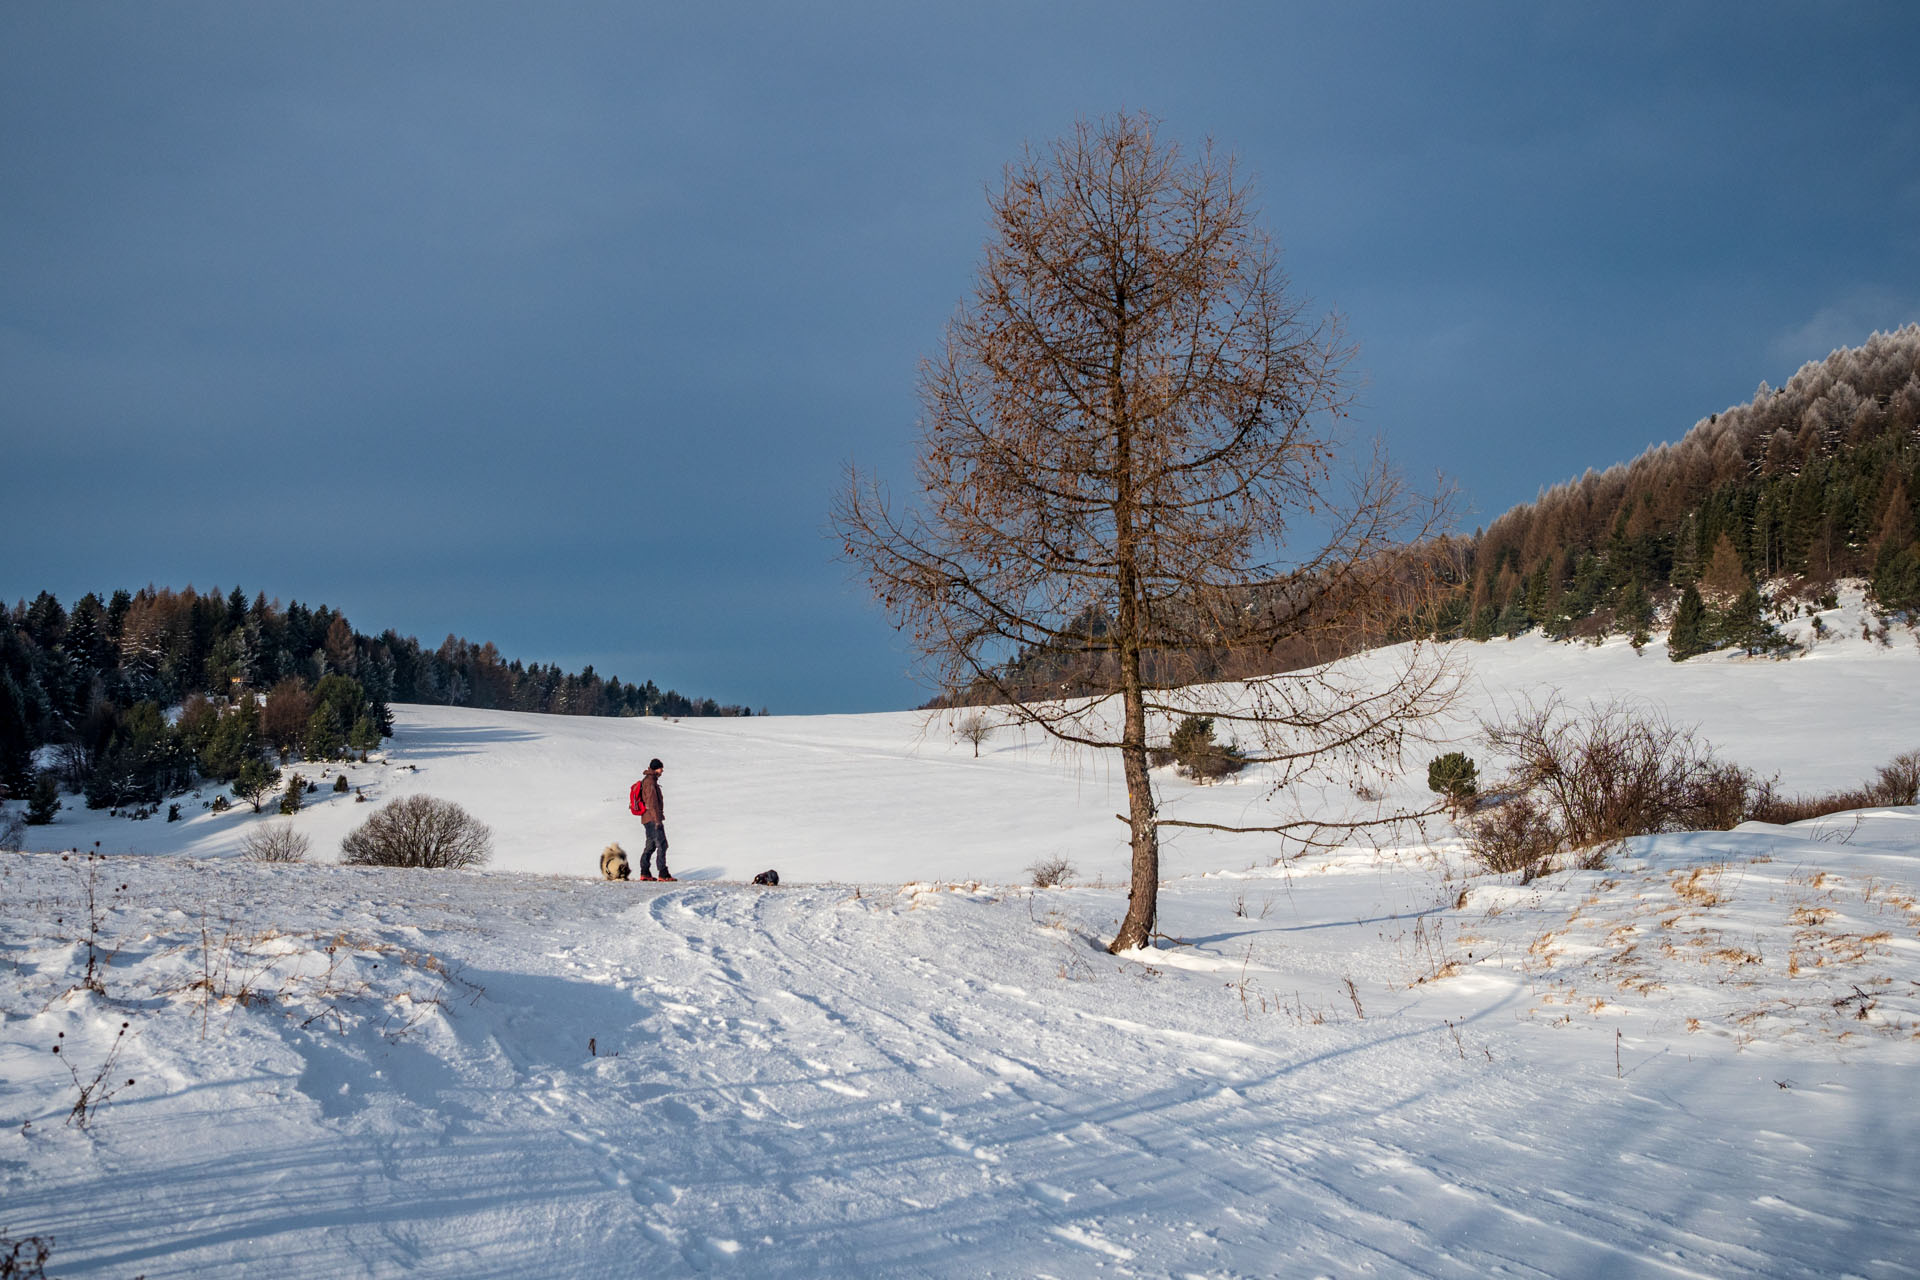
0, 586, 750, 803
1423, 325, 1920, 644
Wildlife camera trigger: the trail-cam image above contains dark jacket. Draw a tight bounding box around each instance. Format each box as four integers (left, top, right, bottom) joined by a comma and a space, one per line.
638, 772, 665, 824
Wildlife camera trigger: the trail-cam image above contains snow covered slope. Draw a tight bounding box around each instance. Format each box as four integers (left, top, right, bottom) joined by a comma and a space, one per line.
11, 590, 1919, 886
2, 601, 1917, 1277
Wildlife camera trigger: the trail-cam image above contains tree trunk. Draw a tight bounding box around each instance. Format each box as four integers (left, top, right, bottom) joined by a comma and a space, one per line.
1108, 386, 1159, 952
1108, 678, 1160, 952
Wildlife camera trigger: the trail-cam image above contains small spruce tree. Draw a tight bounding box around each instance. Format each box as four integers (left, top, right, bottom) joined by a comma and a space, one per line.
1427, 752, 1479, 814
304, 705, 346, 761
1668, 586, 1711, 662
26, 772, 61, 825
1617, 580, 1654, 650
348, 714, 380, 760
235, 758, 280, 813
1721, 585, 1788, 656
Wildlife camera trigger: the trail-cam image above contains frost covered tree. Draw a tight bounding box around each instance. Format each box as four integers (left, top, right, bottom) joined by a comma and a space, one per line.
835, 113, 1458, 953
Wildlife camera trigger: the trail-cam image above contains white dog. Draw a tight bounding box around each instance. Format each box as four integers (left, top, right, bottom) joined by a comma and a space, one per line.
600, 842, 631, 881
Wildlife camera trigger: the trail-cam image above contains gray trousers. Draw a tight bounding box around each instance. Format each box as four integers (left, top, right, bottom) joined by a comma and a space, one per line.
642, 822, 670, 876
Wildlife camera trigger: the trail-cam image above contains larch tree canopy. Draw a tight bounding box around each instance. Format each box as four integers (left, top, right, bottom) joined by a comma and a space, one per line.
835, 114, 1459, 952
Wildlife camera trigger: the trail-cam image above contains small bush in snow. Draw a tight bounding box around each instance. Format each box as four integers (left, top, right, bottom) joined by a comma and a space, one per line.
1027, 855, 1077, 888
241, 822, 311, 863
0, 805, 24, 851
1163, 715, 1247, 781
1467, 696, 1749, 878
1426, 752, 1479, 813
333, 773, 350, 794
1873, 750, 1920, 806
278, 773, 304, 816
341, 794, 492, 870
1462, 795, 1562, 880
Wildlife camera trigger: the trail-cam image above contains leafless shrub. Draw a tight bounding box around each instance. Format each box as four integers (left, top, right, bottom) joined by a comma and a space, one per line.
0, 806, 24, 852
1746, 748, 1920, 823
1462, 794, 1563, 880
1688, 761, 1757, 831
0, 1233, 54, 1279
1872, 750, 1920, 806
1746, 780, 1873, 825
1027, 855, 1077, 888
51, 1019, 136, 1128
341, 795, 492, 869
54, 851, 127, 997
240, 822, 310, 863
1467, 696, 1745, 877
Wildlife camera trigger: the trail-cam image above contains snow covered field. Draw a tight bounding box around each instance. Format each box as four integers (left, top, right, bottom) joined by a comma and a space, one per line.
3, 599, 1918, 1277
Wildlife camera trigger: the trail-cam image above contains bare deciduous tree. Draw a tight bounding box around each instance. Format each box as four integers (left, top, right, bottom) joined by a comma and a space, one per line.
954, 710, 994, 758
835, 114, 1458, 953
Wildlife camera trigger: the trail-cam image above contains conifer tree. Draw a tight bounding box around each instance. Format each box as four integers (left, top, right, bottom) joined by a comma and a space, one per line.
199, 702, 263, 782
348, 714, 380, 759
26, 771, 60, 824
1670, 513, 1702, 587
235, 758, 279, 813
1721, 586, 1785, 656
1698, 532, 1748, 608
1617, 580, 1654, 649
304, 704, 346, 761
1668, 586, 1710, 662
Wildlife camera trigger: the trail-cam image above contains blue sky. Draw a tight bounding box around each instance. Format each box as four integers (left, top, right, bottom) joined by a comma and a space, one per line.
4, 2, 1917, 712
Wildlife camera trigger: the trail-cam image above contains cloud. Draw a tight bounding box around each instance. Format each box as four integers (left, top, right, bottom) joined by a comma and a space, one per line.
1771, 290, 1920, 366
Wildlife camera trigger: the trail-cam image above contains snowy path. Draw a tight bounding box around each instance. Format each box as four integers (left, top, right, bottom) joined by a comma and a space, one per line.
6, 851, 1915, 1278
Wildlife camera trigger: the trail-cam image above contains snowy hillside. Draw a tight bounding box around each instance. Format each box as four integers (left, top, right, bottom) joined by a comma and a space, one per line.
3, 597, 1918, 1277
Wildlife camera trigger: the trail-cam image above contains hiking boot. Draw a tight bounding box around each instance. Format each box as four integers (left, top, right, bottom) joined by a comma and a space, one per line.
657, 874, 677, 882
637, 874, 657, 882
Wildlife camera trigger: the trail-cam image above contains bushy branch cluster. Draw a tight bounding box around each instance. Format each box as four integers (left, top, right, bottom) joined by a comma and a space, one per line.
340, 795, 492, 870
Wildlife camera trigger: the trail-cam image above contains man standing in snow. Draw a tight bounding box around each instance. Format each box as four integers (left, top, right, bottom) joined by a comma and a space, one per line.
636, 758, 673, 882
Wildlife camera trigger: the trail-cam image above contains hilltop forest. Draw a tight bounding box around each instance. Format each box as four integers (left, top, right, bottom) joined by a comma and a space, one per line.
1428, 325, 1920, 647
0, 587, 751, 811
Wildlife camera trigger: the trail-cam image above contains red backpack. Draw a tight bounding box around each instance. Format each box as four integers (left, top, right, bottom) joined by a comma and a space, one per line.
629, 779, 648, 817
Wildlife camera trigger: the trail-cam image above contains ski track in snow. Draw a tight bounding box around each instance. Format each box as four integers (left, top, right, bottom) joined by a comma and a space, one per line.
4, 850, 1918, 1278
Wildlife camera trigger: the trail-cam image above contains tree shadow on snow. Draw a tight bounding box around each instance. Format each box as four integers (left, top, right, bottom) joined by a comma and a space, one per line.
387, 723, 542, 760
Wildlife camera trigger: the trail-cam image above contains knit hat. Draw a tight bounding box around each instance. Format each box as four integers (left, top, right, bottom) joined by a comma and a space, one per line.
648, 758, 664, 771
